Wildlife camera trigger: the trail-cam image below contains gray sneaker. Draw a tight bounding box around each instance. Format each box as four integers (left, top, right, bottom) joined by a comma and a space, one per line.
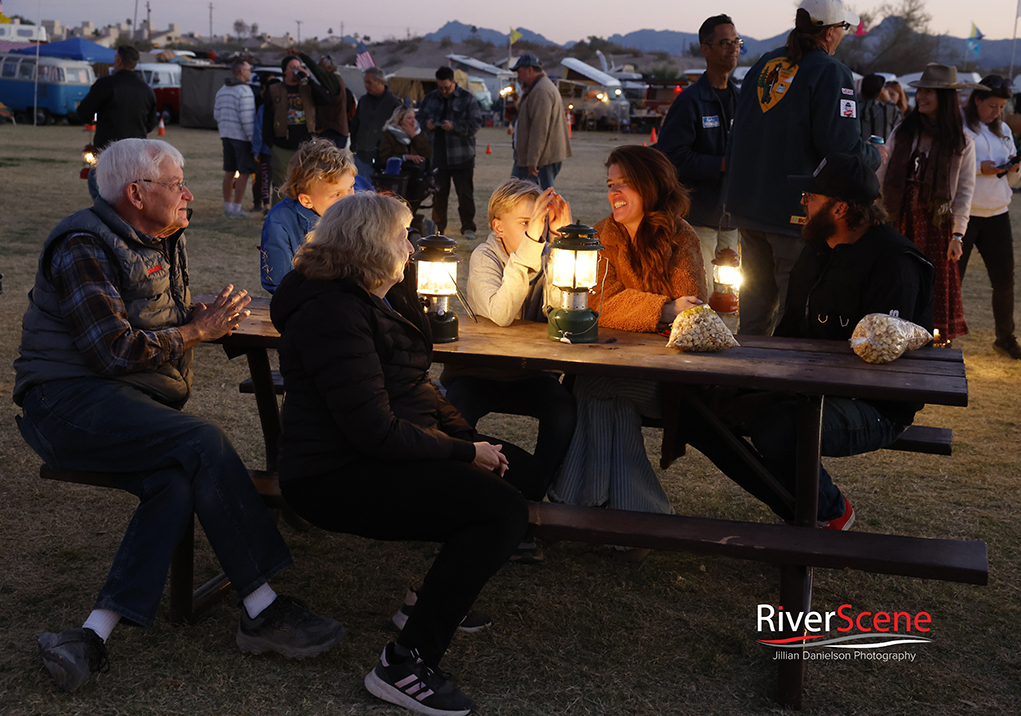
38, 627, 109, 692
462, 230, 477, 241
236, 595, 345, 659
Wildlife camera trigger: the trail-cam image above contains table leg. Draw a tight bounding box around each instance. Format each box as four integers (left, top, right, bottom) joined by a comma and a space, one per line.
244, 348, 281, 471
776, 394, 823, 709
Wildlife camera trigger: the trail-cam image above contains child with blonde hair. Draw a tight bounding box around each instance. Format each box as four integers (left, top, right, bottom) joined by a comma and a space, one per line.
440, 178, 577, 560
260, 140, 359, 292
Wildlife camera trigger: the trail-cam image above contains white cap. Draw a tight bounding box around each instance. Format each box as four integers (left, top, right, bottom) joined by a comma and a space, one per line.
798, 0, 860, 28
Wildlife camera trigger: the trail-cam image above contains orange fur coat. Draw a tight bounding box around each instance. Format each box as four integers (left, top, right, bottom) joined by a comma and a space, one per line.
589, 216, 707, 333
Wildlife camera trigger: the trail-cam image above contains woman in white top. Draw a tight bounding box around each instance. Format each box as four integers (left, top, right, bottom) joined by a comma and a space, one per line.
962, 74, 1021, 359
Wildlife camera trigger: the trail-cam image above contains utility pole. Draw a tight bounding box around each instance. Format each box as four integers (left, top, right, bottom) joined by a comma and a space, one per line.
341, 22, 344, 41
132, 0, 139, 40
208, 2, 213, 40
296, 20, 302, 44
146, 1, 151, 42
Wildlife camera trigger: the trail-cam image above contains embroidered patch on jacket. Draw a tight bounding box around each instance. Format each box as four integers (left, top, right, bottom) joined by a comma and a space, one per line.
841, 87, 855, 96
840, 99, 857, 118
148, 264, 164, 275
790, 215, 808, 225
757, 58, 799, 113
702, 115, 721, 128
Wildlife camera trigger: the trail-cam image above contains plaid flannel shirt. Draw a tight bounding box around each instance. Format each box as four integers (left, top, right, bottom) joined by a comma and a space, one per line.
417, 86, 483, 168
49, 233, 185, 375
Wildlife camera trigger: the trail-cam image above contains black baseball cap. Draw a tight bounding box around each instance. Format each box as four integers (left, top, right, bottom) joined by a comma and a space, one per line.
788, 153, 880, 206
511, 53, 542, 71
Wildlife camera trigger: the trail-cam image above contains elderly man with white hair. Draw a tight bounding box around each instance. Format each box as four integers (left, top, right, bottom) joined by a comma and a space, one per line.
14, 138, 345, 694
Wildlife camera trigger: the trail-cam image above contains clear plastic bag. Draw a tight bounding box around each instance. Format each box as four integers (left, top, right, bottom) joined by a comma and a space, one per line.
666, 305, 739, 353
850, 313, 932, 364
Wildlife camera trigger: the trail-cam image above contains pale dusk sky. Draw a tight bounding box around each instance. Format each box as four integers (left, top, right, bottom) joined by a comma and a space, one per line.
10, 0, 1021, 45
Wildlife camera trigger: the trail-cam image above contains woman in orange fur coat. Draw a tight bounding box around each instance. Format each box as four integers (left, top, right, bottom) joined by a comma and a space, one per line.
549, 145, 707, 520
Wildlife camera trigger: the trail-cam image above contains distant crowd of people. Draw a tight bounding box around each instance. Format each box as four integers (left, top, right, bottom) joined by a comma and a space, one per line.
21, 0, 1020, 713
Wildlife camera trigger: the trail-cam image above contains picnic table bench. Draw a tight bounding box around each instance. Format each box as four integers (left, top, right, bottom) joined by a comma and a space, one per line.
41, 297, 984, 709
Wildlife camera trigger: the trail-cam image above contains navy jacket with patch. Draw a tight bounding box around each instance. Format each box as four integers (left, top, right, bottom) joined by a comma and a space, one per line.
657, 72, 739, 229
725, 47, 881, 237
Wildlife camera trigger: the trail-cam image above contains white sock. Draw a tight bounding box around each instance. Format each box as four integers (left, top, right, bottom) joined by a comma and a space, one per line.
224, 201, 233, 213
232, 202, 242, 214
82, 609, 120, 643
243, 583, 277, 619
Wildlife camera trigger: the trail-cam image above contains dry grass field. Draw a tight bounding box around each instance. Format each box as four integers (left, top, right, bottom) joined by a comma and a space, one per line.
0, 123, 1019, 716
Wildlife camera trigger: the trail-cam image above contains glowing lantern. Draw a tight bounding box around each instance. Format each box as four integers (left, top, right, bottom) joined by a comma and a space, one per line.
547, 222, 604, 343
708, 248, 741, 315
413, 233, 460, 343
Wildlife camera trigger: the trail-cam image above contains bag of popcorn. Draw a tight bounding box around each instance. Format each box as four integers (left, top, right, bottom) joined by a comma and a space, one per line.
850, 313, 932, 364
666, 305, 739, 353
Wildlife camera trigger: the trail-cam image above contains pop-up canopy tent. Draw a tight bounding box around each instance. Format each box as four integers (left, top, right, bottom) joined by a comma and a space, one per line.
14, 37, 116, 63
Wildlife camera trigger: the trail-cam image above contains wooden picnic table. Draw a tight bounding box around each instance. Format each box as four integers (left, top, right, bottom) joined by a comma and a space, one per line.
209, 295, 980, 709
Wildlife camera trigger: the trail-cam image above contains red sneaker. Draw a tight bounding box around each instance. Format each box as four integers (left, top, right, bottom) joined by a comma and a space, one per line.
818, 498, 855, 531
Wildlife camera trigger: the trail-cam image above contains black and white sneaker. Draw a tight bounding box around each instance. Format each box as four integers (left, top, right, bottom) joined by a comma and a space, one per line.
364, 644, 476, 716
391, 588, 492, 633
236, 595, 345, 659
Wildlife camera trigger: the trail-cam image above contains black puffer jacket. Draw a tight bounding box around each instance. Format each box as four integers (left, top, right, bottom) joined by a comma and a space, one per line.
270, 270, 476, 483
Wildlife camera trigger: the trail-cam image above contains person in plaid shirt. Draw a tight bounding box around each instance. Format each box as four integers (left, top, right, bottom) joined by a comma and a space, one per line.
14, 138, 344, 694
417, 67, 483, 239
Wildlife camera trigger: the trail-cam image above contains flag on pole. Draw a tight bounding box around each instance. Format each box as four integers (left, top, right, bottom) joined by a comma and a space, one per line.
855, 20, 867, 37
355, 42, 375, 69
510, 28, 523, 45
967, 23, 983, 57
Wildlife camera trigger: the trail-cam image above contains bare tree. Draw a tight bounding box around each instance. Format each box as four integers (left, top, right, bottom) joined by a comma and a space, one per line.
233, 19, 250, 40
835, 0, 942, 75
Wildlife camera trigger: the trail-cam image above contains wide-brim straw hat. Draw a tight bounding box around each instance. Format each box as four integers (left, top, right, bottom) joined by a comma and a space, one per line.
908, 63, 988, 91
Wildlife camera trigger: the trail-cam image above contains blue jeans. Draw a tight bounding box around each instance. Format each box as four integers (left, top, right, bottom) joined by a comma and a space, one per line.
683, 394, 904, 521
512, 162, 562, 190
19, 378, 292, 627
443, 374, 576, 493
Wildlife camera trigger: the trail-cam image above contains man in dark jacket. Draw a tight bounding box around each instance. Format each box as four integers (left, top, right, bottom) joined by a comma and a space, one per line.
77, 45, 158, 200
350, 67, 402, 177
263, 55, 332, 204
417, 67, 483, 239
658, 14, 742, 295
15, 138, 344, 694
725, 0, 882, 336
682, 153, 933, 530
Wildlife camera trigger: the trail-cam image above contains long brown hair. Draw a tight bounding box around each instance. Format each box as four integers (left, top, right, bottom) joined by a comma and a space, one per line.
785, 9, 827, 64
605, 145, 690, 296
894, 88, 966, 155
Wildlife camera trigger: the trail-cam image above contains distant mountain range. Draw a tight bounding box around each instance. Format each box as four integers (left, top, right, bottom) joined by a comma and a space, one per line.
424, 19, 1019, 70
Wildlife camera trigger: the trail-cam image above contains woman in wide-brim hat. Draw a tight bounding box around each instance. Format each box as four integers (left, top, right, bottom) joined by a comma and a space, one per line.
878, 63, 980, 345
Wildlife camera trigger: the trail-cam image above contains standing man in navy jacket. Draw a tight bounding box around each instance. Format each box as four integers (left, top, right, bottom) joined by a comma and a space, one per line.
658, 14, 742, 296
725, 0, 882, 335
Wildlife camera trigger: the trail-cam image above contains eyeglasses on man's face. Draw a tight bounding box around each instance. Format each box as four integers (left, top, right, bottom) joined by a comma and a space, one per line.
137, 178, 189, 193
706, 38, 744, 49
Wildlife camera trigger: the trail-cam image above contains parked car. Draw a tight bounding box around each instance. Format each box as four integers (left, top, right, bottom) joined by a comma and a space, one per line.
0, 52, 95, 124
137, 62, 181, 123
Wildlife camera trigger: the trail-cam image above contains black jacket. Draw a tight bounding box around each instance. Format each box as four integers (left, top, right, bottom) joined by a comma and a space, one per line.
77, 70, 158, 149
270, 269, 476, 482
775, 222, 934, 423
657, 72, 738, 228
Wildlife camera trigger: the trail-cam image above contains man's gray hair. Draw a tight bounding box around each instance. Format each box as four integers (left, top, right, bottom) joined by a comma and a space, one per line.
364, 66, 386, 83
96, 139, 185, 204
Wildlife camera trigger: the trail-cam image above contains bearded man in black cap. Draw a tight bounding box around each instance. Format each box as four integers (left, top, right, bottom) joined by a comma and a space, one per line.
681, 153, 934, 531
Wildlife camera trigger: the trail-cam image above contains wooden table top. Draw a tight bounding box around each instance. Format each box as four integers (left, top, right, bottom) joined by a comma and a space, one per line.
207, 295, 968, 408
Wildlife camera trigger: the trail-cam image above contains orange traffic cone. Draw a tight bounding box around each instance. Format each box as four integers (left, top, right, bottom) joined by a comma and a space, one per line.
650, 127, 658, 144
566, 110, 573, 138
642, 141, 647, 147
158, 118, 166, 136
485, 143, 492, 155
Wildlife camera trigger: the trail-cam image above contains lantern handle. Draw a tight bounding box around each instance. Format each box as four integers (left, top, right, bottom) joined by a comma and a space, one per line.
450, 269, 478, 322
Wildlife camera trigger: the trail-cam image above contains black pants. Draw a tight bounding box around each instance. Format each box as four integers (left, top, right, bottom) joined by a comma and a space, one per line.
961, 212, 1016, 342
444, 375, 577, 490
280, 438, 533, 666
433, 160, 476, 234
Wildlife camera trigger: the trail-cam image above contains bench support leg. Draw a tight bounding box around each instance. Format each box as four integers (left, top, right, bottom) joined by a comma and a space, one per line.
775, 394, 824, 709
168, 516, 233, 624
